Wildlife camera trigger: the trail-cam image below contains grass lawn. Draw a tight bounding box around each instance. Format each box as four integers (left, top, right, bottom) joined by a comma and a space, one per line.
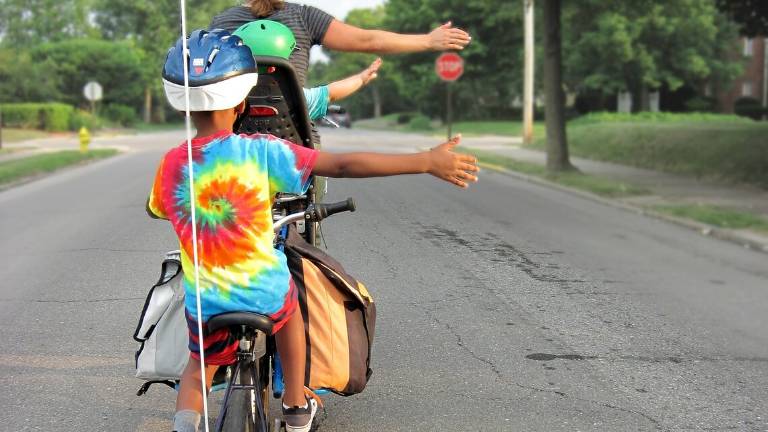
462, 147, 650, 198
448, 120, 546, 138
530, 117, 768, 188
355, 113, 545, 138
654, 204, 768, 233
0, 149, 119, 186
1, 128, 50, 143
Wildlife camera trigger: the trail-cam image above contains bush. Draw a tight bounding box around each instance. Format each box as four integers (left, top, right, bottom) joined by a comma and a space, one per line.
69, 110, 103, 131
397, 113, 413, 124
0, 103, 74, 131
0, 103, 41, 128
40, 103, 74, 131
102, 104, 139, 127
684, 96, 717, 113
734, 97, 764, 120
407, 114, 432, 131
571, 111, 752, 125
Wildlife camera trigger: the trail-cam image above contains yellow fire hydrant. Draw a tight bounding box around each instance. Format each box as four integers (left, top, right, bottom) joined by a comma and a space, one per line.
79, 127, 90, 153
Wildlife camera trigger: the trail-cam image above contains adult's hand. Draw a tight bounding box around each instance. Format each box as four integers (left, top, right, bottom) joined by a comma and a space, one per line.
428, 21, 471, 51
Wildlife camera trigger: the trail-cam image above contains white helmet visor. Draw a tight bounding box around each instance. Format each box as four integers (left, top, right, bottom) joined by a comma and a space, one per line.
163, 73, 259, 111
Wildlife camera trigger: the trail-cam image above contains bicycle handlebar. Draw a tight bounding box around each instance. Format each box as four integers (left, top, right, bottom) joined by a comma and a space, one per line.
273, 198, 356, 233
314, 198, 356, 220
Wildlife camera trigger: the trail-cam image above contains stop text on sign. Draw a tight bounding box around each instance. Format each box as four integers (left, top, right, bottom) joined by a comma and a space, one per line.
435, 52, 464, 82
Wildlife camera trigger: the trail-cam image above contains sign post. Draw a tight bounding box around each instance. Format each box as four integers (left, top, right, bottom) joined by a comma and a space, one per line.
435, 52, 464, 140
83, 81, 103, 114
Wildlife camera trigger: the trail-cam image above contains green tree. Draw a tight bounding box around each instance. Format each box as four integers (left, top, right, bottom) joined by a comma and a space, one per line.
0, 0, 95, 44
717, 0, 768, 36
309, 6, 403, 119
383, 0, 522, 121
30, 39, 146, 110
0, 49, 60, 102
563, 0, 742, 111
92, 0, 236, 122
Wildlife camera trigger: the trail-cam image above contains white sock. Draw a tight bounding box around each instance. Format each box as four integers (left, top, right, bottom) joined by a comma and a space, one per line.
172, 409, 201, 432
283, 402, 309, 410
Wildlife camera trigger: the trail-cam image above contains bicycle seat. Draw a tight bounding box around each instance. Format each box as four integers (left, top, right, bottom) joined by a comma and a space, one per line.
207, 312, 274, 335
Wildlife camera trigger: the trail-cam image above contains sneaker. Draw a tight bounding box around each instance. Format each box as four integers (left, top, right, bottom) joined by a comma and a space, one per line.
282, 396, 318, 432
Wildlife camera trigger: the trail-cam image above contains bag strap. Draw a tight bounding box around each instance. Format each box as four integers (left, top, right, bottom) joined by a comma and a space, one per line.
136, 380, 177, 396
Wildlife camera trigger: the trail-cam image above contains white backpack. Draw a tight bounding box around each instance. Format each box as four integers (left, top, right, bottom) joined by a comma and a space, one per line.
133, 251, 189, 395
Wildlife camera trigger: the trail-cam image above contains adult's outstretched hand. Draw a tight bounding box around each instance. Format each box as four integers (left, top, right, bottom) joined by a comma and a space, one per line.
428, 21, 472, 51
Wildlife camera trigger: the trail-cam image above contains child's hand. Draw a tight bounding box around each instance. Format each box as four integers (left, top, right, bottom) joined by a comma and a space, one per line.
359, 58, 382, 86
427, 134, 479, 188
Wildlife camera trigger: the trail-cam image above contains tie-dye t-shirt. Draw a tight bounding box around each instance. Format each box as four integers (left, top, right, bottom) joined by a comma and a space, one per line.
148, 130, 318, 322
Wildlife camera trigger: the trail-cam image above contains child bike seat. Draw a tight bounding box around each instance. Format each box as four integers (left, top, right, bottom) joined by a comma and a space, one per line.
236, 56, 314, 149
206, 312, 274, 335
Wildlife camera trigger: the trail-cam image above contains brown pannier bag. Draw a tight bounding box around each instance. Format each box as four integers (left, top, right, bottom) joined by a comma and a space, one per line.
284, 227, 376, 396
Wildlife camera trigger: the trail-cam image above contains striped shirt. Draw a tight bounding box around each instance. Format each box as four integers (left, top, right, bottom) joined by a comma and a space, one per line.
210, 3, 334, 87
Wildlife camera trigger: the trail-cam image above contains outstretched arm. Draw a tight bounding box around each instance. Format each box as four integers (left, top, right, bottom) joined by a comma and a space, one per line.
312, 135, 479, 189
328, 58, 382, 102
322, 20, 471, 54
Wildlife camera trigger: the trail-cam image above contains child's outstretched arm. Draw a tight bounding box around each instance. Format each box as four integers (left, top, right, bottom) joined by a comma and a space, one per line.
312, 135, 479, 189
327, 58, 382, 102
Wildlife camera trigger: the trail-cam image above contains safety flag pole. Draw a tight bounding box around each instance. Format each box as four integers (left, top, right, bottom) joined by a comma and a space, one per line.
178, 0, 211, 430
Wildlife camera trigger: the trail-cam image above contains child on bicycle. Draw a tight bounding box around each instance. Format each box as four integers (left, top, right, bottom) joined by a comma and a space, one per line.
232, 20, 381, 122
152, 29, 478, 432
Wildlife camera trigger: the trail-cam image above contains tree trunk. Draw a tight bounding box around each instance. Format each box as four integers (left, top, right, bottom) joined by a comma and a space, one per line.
152, 93, 166, 123
543, 0, 574, 172
371, 84, 382, 118
143, 86, 152, 124
638, 83, 650, 112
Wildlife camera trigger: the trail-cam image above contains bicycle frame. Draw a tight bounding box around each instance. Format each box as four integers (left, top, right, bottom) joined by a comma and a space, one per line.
214, 326, 271, 432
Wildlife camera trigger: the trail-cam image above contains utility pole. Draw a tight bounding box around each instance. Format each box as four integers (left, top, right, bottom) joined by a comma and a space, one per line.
763, 37, 767, 120
523, 0, 535, 145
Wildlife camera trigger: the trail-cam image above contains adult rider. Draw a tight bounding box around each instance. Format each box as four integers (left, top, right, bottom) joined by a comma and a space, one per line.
210, 0, 472, 88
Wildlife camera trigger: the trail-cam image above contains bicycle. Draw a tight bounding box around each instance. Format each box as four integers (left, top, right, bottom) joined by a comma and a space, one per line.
207, 198, 356, 432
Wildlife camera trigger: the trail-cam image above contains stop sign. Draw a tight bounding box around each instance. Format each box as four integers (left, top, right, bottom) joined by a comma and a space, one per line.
435, 52, 464, 82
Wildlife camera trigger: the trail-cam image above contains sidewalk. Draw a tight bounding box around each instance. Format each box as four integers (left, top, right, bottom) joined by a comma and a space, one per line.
0, 131, 141, 164
462, 135, 768, 253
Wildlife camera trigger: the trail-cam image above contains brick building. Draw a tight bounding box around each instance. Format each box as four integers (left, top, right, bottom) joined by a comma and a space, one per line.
715, 37, 768, 113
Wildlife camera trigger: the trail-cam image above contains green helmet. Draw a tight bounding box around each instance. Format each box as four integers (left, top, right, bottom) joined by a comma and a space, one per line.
233, 20, 296, 59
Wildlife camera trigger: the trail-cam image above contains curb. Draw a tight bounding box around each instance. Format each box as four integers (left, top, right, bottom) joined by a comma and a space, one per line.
477, 160, 768, 255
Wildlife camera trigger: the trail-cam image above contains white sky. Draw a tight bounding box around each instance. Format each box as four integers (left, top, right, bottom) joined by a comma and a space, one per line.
296, 0, 385, 20
296, 0, 386, 63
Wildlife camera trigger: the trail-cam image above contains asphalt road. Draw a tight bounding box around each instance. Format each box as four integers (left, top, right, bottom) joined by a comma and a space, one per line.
1, 128, 766, 431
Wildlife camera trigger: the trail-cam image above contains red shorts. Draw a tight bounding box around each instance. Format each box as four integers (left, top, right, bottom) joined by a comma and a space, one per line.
186, 279, 298, 365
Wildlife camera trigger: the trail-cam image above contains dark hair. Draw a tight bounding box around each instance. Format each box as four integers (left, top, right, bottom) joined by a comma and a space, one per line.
247, 0, 284, 17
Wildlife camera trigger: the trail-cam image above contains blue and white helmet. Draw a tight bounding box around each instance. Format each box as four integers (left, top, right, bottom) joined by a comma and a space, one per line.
162, 29, 258, 111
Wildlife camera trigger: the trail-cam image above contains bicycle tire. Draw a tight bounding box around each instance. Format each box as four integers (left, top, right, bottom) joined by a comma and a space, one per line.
221, 361, 254, 432
221, 356, 273, 432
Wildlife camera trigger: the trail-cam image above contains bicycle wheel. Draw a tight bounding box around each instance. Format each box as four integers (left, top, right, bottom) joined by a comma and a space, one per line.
221, 361, 257, 432
221, 357, 272, 432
